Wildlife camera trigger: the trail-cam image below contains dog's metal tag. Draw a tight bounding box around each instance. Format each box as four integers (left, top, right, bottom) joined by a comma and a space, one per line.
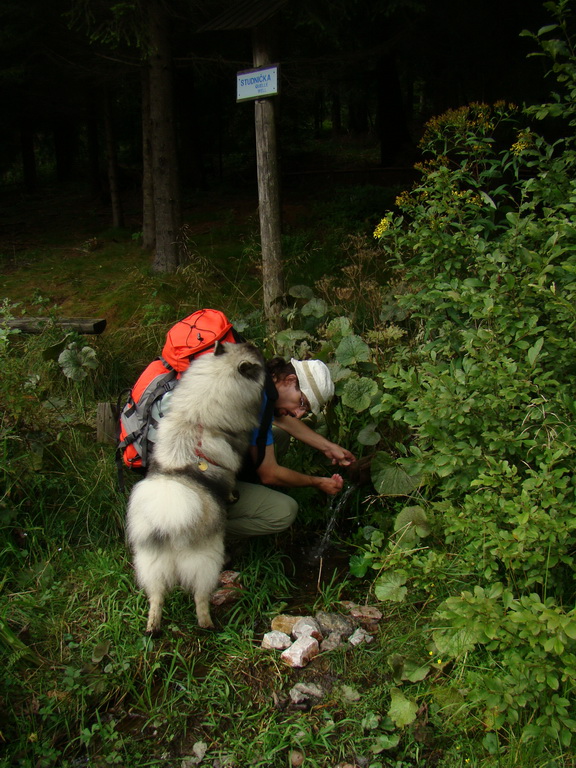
197, 459, 209, 471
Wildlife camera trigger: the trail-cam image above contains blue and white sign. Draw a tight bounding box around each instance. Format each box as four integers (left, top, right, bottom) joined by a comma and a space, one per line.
237, 65, 279, 102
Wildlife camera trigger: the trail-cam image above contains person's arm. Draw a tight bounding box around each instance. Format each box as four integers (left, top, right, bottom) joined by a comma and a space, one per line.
253, 444, 344, 496
273, 415, 356, 466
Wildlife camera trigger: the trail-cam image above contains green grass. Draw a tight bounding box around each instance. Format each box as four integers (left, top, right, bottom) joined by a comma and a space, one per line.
3, 176, 573, 768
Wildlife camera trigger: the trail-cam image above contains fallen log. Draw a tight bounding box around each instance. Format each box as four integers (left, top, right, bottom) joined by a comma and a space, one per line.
7, 317, 107, 335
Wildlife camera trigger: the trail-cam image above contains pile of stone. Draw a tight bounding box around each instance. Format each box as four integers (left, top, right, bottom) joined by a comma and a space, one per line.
261, 603, 383, 668
210, 570, 242, 606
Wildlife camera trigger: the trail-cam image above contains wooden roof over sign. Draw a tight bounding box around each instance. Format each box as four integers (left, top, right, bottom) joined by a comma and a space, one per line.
198, 0, 288, 31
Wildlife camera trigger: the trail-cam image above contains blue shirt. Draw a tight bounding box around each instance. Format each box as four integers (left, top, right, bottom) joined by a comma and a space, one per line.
251, 390, 274, 447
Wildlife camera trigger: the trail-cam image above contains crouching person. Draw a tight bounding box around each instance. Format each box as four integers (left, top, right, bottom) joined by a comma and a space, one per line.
227, 357, 355, 539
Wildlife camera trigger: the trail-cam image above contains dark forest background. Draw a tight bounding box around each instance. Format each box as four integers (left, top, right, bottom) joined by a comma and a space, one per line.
0, 0, 550, 267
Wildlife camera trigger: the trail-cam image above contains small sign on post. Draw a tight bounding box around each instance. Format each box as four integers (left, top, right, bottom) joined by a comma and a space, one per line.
237, 64, 279, 102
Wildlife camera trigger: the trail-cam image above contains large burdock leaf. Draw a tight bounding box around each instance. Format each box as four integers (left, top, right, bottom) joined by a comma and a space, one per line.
302, 298, 328, 318
432, 626, 481, 658
326, 316, 353, 342
58, 343, 98, 381
335, 334, 371, 366
374, 570, 408, 602
388, 688, 419, 727
342, 377, 379, 412
357, 423, 381, 446
371, 452, 421, 496
328, 361, 354, 384
289, 285, 315, 299
389, 653, 431, 684
274, 328, 311, 354
394, 506, 431, 541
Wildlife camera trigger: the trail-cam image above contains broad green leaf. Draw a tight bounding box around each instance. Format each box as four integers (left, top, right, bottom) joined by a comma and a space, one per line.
328, 361, 354, 384
335, 334, 371, 366
387, 688, 418, 727
394, 506, 431, 539
357, 423, 381, 446
388, 653, 405, 683
301, 298, 328, 318
274, 329, 310, 352
342, 377, 379, 412
361, 712, 381, 731
371, 732, 400, 753
388, 654, 430, 683
371, 452, 421, 496
402, 660, 431, 683
432, 626, 480, 657
349, 553, 370, 578
482, 733, 500, 754
374, 570, 408, 602
326, 316, 353, 342
58, 344, 97, 381
91, 639, 111, 664
288, 285, 314, 299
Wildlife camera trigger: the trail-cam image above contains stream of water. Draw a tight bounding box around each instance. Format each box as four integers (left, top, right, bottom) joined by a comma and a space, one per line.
307, 483, 358, 562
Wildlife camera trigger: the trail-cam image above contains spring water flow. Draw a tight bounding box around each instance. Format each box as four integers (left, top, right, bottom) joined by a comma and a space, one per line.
307, 483, 358, 562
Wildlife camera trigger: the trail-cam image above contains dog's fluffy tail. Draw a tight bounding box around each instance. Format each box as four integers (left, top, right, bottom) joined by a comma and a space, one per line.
126, 476, 224, 547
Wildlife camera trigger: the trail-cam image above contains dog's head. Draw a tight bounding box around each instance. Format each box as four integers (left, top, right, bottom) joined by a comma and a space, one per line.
214, 340, 264, 383
174, 341, 266, 432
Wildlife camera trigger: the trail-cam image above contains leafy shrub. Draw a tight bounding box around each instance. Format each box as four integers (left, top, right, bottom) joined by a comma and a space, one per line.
350, 3, 576, 754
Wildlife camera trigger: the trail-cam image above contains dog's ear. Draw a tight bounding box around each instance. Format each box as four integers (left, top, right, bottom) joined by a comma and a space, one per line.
238, 361, 262, 381
214, 340, 226, 356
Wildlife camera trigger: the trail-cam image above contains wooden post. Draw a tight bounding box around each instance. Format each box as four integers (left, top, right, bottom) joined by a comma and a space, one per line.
97, 402, 118, 445
253, 21, 284, 332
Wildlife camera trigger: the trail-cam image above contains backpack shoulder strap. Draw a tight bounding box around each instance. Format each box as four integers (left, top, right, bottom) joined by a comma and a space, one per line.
254, 371, 277, 468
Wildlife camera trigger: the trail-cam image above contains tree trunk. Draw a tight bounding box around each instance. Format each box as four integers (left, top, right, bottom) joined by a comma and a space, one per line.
253, 21, 284, 332
20, 125, 37, 194
102, 87, 124, 228
377, 55, 412, 166
53, 117, 77, 183
330, 90, 342, 135
141, 65, 155, 251
86, 93, 102, 198
145, 0, 181, 274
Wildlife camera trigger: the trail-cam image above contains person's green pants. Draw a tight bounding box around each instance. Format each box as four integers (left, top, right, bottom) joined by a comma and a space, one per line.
225, 426, 298, 539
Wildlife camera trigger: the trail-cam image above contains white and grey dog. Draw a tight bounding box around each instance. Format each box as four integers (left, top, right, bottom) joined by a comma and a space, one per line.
126, 342, 265, 635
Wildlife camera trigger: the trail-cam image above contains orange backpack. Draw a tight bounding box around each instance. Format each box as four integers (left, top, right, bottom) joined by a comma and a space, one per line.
117, 309, 241, 480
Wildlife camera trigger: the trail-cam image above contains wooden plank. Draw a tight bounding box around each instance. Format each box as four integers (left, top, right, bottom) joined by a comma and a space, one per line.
7, 318, 107, 334
96, 402, 117, 445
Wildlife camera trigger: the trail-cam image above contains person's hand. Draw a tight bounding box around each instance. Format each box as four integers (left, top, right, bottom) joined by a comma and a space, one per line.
317, 474, 345, 495
323, 443, 356, 467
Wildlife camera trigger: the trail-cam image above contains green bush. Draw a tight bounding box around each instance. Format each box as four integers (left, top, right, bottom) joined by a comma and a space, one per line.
350, 3, 576, 755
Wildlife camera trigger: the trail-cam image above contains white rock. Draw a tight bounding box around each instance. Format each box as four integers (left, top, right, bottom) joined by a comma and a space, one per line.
280, 636, 320, 667
348, 627, 374, 646
289, 682, 325, 704
261, 630, 292, 650
320, 632, 344, 652
271, 614, 304, 634
292, 616, 323, 641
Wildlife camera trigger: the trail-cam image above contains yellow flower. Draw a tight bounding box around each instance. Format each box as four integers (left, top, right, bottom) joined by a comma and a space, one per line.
373, 218, 390, 239
511, 130, 533, 156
